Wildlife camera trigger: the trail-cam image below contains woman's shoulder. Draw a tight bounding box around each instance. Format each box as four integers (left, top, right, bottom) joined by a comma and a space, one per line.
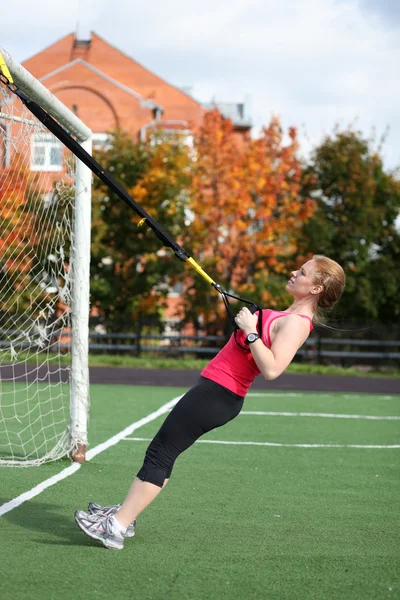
261, 307, 312, 324
275, 312, 313, 333
266, 311, 310, 347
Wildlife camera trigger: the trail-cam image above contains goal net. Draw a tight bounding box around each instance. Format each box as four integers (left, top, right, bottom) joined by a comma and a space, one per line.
0, 50, 92, 466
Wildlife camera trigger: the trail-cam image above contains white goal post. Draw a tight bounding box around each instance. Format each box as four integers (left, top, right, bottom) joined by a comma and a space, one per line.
0, 48, 92, 466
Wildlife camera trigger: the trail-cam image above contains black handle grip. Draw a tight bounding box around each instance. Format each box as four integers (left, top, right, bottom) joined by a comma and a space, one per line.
248, 303, 260, 314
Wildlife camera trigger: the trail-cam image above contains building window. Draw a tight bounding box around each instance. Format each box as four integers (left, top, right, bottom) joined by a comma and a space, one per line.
92, 133, 112, 151
167, 130, 193, 148
168, 281, 184, 297
31, 133, 63, 172
150, 129, 193, 148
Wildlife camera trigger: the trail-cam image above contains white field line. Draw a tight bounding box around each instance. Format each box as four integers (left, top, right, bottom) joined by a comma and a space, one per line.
247, 393, 306, 397
240, 411, 400, 420
247, 393, 398, 400
0, 395, 182, 518
166, 409, 400, 421
124, 437, 400, 450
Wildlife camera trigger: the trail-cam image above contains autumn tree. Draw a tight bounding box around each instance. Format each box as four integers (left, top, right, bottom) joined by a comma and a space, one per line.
0, 158, 69, 321
90, 130, 190, 332
184, 111, 314, 333
298, 129, 400, 323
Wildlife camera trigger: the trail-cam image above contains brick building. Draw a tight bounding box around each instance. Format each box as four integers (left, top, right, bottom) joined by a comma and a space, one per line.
17, 32, 252, 327
22, 32, 251, 148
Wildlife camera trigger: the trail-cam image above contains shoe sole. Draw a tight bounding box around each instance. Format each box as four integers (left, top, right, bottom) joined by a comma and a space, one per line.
74, 512, 123, 550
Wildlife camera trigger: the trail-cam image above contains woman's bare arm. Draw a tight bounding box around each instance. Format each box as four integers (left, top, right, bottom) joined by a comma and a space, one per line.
236, 308, 310, 379
248, 314, 310, 380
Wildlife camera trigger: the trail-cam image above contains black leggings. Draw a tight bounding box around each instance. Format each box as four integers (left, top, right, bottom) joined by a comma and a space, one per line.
137, 376, 244, 487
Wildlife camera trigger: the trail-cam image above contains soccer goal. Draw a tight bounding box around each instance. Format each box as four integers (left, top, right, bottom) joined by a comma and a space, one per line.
0, 48, 92, 466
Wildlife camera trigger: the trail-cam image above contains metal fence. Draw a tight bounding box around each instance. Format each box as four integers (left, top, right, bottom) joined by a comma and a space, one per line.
1, 329, 399, 366
87, 332, 400, 363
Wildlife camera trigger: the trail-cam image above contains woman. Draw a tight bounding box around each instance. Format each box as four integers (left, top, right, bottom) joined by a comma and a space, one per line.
75, 254, 345, 550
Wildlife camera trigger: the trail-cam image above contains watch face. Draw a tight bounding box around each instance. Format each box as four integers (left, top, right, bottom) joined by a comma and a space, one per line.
246, 333, 259, 344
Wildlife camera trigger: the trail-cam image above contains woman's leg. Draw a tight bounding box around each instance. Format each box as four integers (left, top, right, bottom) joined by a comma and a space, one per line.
115, 478, 169, 528
116, 378, 243, 528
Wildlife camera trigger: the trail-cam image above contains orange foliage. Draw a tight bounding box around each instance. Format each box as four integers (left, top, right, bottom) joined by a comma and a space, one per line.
187, 111, 315, 324
0, 159, 38, 275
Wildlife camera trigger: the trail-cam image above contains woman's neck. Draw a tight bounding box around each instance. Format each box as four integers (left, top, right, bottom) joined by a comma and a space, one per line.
283, 299, 316, 318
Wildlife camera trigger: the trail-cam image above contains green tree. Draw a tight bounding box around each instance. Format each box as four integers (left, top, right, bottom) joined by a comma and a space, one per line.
298, 129, 400, 322
90, 130, 190, 333
368, 231, 400, 324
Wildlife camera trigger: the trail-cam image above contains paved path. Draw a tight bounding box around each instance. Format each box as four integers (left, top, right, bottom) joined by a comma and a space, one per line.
89, 366, 399, 394
1, 364, 398, 394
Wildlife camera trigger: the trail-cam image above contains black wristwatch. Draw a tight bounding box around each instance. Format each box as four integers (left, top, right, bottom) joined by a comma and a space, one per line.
244, 333, 260, 345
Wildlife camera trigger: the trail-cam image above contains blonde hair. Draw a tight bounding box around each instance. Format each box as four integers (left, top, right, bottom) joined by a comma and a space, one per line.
312, 255, 345, 322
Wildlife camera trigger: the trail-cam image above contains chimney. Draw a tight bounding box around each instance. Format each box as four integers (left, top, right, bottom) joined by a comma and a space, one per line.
71, 30, 92, 62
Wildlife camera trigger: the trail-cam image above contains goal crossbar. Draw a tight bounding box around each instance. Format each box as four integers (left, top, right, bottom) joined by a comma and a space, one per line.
0, 48, 91, 142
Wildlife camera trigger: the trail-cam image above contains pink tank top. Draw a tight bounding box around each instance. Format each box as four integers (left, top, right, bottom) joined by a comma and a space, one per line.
201, 309, 313, 397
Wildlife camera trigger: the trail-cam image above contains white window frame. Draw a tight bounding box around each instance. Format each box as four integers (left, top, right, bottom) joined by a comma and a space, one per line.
150, 129, 193, 148
92, 133, 113, 151
31, 133, 63, 172
168, 280, 184, 298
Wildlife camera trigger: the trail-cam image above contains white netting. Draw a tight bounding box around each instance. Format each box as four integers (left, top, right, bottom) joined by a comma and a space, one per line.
0, 83, 80, 466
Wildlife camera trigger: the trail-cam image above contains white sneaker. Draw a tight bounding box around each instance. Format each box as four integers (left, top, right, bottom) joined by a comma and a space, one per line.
74, 510, 125, 550
87, 502, 136, 538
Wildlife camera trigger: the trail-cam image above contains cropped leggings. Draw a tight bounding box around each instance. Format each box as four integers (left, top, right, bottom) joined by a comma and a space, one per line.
137, 376, 244, 487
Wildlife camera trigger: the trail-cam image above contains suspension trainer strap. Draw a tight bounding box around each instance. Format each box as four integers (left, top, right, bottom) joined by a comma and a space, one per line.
0, 53, 13, 84
11, 85, 189, 261
1, 75, 262, 326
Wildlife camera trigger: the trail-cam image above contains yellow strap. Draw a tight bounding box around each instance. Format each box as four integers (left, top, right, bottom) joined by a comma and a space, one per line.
0, 52, 13, 84
186, 257, 216, 286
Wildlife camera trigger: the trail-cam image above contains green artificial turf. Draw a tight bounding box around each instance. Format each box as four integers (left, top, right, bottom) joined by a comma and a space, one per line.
1, 387, 399, 600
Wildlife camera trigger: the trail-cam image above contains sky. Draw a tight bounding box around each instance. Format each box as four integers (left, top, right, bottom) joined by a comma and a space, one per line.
2, 0, 400, 171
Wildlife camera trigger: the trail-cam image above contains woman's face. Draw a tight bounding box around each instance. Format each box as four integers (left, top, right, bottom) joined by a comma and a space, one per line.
286, 259, 320, 299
